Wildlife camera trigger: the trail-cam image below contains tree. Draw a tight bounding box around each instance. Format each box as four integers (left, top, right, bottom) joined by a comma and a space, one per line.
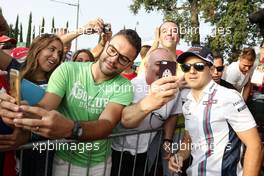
130, 0, 201, 45
0, 7, 9, 35
129, 0, 264, 62
8, 24, 15, 38
14, 15, 19, 41
26, 12, 32, 47
41, 17, 45, 34
66, 21, 69, 29
202, 1, 263, 62
51, 17, 55, 33
19, 23, 23, 42
32, 25, 36, 39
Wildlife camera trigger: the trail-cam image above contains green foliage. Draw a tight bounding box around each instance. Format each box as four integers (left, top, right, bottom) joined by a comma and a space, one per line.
204, 0, 263, 63
14, 15, 19, 41
19, 23, 23, 42
66, 21, 69, 29
32, 25, 35, 39
41, 17, 45, 34
51, 17, 55, 32
8, 24, 15, 38
26, 12, 32, 47
129, 0, 264, 62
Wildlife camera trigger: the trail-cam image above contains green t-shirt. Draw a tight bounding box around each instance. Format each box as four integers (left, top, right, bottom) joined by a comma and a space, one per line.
47, 62, 133, 167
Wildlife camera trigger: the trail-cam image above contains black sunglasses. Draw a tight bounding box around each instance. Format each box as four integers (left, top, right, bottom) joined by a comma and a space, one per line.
181, 62, 208, 73
214, 66, 224, 72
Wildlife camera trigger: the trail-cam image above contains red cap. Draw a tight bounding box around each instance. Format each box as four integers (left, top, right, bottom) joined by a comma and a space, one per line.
176, 50, 184, 57
10, 47, 29, 61
0, 35, 17, 44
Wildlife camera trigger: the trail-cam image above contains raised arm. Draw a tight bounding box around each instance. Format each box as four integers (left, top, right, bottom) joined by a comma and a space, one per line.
60, 18, 104, 46
91, 31, 112, 59
137, 27, 160, 75
121, 76, 179, 128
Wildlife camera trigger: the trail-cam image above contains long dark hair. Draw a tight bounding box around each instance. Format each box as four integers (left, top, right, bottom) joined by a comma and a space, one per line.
21, 34, 63, 81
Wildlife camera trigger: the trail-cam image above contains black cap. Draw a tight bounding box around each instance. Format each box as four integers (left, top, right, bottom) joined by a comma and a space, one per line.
177, 46, 214, 65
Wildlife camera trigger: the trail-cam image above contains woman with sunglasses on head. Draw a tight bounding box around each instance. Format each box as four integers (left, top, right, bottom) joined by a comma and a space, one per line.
0, 33, 63, 176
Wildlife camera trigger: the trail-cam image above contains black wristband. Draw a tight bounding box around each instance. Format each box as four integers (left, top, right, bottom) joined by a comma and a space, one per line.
70, 121, 82, 140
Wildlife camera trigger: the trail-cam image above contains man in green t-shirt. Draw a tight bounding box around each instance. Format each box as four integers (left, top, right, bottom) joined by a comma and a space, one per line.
0, 19, 141, 176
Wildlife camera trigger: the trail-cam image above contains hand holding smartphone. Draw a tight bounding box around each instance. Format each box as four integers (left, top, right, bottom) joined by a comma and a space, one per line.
9, 69, 21, 105
159, 60, 176, 78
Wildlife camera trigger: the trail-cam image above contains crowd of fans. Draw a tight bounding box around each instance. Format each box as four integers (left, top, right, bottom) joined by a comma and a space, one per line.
0, 8, 263, 176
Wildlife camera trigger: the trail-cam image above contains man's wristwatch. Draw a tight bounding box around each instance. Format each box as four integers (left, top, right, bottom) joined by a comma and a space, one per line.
71, 121, 83, 140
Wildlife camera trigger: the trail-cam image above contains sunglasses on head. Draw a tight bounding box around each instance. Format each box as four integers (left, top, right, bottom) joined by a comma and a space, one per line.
214, 66, 224, 72
181, 62, 208, 73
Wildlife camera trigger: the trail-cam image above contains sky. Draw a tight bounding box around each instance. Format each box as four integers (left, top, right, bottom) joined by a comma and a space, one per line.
2, 0, 260, 61
1, 0, 165, 48
0, 0, 196, 55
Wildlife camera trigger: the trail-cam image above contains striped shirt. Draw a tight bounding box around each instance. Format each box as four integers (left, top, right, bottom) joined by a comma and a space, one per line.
183, 80, 256, 176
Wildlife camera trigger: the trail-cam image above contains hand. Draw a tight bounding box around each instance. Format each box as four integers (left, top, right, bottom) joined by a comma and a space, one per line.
177, 76, 188, 89
140, 76, 179, 112
154, 27, 160, 43
79, 17, 104, 35
0, 127, 30, 151
168, 153, 183, 173
13, 105, 74, 139
99, 31, 112, 46
162, 140, 172, 160
0, 92, 22, 125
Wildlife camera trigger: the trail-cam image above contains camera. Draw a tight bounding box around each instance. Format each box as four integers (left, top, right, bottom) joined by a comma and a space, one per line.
103, 23, 111, 33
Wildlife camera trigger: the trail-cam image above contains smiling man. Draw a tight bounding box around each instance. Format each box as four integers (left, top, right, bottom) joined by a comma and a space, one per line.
0, 28, 141, 176
168, 46, 262, 176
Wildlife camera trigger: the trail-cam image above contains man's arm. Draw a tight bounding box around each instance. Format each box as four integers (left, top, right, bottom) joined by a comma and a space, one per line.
13, 102, 124, 140
162, 115, 178, 159
78, 102, 124, 140
91, 32, 112, 59
37, 92, 63, 110
168, 130, 192, 173
60, 18, 104, 46
137, 27, 160, 75
163, 115, 178, 140
242, 80, 252, 101
236, 127, 262, 176
121, 76, 179, 128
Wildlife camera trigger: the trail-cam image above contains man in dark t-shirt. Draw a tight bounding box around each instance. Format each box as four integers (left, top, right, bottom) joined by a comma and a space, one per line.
211, 54, 236, 90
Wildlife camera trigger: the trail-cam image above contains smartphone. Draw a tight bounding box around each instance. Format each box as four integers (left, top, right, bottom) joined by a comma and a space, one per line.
103, 23, 111, 33
159, 60, 176, 78
9, 69, 21, 105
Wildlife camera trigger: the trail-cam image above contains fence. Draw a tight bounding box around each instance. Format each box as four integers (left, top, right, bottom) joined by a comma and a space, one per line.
16, 124, 185, 176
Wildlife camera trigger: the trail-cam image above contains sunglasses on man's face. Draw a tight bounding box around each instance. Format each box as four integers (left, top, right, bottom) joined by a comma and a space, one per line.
214, 66, 224, 72
181, 62, 208, 73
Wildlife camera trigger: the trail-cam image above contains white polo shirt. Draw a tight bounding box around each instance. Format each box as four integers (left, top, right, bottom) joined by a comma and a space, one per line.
112, 74, 182, 155
222, 61, 254, 92
183, 80, 256, 176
